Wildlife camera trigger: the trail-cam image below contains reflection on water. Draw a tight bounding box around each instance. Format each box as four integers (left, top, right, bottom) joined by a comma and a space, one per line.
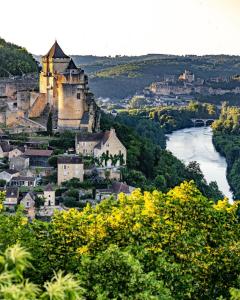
166, 127, 233, 201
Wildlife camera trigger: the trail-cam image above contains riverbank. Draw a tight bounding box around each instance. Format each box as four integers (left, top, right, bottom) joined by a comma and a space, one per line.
166, 127, 233, 201
212, 132, 240, 199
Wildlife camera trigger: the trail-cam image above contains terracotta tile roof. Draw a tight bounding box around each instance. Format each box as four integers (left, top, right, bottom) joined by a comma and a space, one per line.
58, 156, 82, 164
24, 149, 53, 157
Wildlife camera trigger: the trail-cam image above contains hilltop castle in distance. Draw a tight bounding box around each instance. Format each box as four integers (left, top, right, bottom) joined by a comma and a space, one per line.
39, 41, 100, 132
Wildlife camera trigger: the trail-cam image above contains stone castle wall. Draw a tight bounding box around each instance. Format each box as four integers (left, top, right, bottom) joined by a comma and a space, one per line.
28, 93, 47, 118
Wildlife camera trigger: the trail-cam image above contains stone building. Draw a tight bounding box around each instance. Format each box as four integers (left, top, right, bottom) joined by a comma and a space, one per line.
57, 156, 84, 186
8, 147, 24, 159
0, 169, 20, 183
4, 187, 19, 209
39, 41, 100, 132
9, 176, 37, 187
24, 149, 53, 167
76, 128, 127, 167
43, 184, 55, 206
9, 156, 29, 171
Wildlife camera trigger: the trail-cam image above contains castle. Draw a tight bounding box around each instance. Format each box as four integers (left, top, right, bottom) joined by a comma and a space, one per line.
0, 41, 100, 133
39, 41, 100, 132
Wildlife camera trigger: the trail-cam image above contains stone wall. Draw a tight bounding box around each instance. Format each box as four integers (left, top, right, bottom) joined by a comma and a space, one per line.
28, 93, 47, 118
58, 163, 84, 186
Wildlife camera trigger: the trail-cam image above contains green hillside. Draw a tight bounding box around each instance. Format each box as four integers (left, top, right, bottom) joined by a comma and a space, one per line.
0, 37, 38, 77
35, 52, 240, 101
56, 54, 240, 101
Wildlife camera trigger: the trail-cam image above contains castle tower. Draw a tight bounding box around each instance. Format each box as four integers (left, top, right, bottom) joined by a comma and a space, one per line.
39, 41, 100, 132
39, 41, 71, 108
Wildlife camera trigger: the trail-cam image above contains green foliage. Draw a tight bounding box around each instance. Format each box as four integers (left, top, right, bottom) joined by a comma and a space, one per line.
48, 155, 58, 169
46, 112, 53, 136
0, 37, 38, 77
0, 244, 83, 300
0, 179, 6, 187
0, 182, 239, 298
150, 101, 218, 133
212, 104, 240, 198
101, 112, 223, 201
78, 245, 172, 300
49, 131, 75, 150
85, 54, 240, 101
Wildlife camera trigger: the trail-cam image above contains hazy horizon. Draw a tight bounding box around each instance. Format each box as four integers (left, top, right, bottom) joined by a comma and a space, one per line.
1, 0, 240, 56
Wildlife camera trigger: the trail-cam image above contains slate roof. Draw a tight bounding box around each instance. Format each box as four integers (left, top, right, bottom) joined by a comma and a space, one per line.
43, 41, 69, 59
58, 156, 82, 165
80, 112, 90, 125
76, 131, 111, 143
24, 149, 53, 157
0, 141, 12, 153
66, 59, 78, 70
76, 132, 104, 142
112, 182, 131, 194
97, 182, 131, 195
11, 176, 36, 182
6, 187, 19, 198
2, 169, 19, 175
45, 183, 53, 192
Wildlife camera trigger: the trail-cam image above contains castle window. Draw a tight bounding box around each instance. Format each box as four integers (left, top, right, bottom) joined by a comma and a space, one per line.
77, 93, 81, 99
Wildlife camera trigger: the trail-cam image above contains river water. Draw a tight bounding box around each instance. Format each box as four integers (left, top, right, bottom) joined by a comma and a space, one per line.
166, 127, 233, 201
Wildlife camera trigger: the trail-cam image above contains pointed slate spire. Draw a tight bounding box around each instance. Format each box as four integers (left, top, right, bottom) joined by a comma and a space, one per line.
43, 41, 69, 59
66, 58, 78, 70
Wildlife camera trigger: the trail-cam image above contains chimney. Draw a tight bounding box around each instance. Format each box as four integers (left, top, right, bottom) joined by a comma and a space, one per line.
110, 128, 115, 135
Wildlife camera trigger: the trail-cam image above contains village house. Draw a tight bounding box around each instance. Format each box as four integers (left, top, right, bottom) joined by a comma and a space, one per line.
9, 156, 30, 171
43, 184, 55, 206
57, 156, 84, 186
8, 147, 24, 159
0, 169, 20, 183
3, 187, 19, 209
75, 128, 127, 167
20, 192, 36, 219
96, 182, 135, 202
24, 149, 53, 168
9, 176, 37, 187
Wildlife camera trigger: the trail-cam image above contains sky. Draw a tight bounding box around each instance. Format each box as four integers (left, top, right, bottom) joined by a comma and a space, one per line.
1, 0, 240, 56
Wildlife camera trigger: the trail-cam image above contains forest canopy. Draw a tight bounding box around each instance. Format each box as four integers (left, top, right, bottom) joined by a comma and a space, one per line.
0, 182, 239, 299
0, 37, 38, 77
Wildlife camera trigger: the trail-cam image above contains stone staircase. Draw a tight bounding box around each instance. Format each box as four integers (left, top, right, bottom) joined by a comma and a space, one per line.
29, 93, 47, 118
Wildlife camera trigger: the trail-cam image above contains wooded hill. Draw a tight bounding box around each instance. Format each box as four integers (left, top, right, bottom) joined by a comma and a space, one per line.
0, 37, 38, 77
71, 54, 240, 101
34, 52, 240, 102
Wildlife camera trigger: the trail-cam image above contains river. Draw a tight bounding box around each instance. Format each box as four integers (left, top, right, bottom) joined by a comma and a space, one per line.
166, 127, 233, 201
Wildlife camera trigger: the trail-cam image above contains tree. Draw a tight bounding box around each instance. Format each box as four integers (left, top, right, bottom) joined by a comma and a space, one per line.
78, 245, 172, 300
0, 179, 6, 187
47, 112, 53, 136
48, 155, 58, 169
0, 244, 84, 300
